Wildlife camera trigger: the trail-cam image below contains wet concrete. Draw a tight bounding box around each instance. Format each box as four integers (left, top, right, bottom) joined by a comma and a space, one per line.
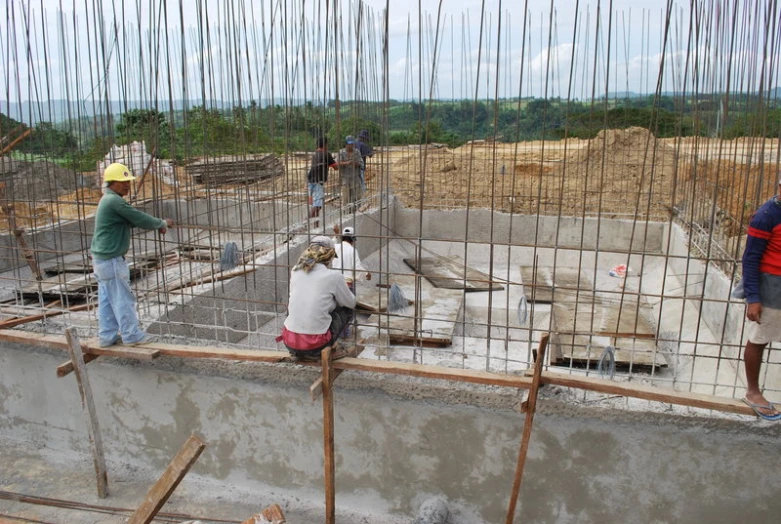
2, 343, 780, 523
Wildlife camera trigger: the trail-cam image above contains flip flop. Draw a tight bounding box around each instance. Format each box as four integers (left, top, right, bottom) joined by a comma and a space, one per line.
742, 398, 781, 421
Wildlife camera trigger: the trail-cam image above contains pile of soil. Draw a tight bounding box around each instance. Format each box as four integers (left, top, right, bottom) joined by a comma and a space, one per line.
680, 159, 781, 237
389, 128, 680, 219
0, 158, 80, 202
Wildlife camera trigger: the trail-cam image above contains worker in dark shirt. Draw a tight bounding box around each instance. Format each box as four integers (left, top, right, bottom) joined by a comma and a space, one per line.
91, 163, 173, 347
355, 130, 374, 192
740, 177, 781, 420
308, 137, 338, 223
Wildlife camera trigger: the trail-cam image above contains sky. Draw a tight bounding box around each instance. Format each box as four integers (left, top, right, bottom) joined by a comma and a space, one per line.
1, 0, 778, 119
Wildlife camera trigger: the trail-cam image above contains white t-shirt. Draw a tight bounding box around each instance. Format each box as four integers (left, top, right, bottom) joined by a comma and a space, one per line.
284, 263, 356, 335
331, 240, 367, 282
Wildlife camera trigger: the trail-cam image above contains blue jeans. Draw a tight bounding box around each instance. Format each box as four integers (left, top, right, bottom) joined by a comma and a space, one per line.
93, 256, 146, 345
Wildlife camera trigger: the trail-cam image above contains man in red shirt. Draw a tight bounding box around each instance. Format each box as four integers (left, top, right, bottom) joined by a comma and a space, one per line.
741, 177, 781, 420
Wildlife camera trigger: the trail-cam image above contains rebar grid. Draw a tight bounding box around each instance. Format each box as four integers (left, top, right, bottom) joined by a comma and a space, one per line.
1, 0, 780, 408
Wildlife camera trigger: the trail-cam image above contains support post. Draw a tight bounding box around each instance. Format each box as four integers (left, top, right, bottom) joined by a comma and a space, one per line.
128, 434, 205, 524
504, 333, 549, 524
321, 346, 336, 524
310, 344, 364, 401
64, 327, 109, 499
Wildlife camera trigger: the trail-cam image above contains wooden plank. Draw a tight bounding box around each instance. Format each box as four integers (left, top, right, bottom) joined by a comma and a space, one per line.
0, 301, 93, 330
550, 294, 663, 369
128, 435, 206, 524
520, 266, 592, 303
0, 329, 159, 361
404, 256, 503, 291
57, 353, 100, 377
64, 328, 109, 499
0, 128, 32, 155
240, 504, 286, 524
151, 343, 288, 363
368, 275, 463, 347
528, 371, 754, 416
332, 358, 534, 389
505, 334, 548, 524
387, 334, 451, 348
310, 345, 365, 401
321, 347, 336, 524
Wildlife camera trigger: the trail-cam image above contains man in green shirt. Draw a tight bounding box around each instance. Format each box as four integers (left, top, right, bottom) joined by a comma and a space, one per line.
91, 163, 173, 347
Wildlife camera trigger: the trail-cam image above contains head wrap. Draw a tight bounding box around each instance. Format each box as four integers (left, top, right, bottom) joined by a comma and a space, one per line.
293, 237, 337, 272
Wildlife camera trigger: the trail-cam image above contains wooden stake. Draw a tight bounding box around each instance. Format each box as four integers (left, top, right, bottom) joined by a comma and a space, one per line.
64, 327, 109, 499
321, 347, 336, 524
505, 334, 549, 524
128, 434, 206, 524
310, 344, 364, 401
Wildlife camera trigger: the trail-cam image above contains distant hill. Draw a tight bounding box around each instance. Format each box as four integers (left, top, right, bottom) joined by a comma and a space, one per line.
0, 98, 306, 124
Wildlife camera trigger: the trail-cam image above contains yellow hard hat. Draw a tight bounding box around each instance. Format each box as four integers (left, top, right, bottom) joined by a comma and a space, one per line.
103, 163, 136, 182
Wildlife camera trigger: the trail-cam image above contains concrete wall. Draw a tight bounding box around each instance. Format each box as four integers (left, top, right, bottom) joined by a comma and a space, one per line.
664, 222, 745, 349
0, 217, 95, 273
159, 198, 309, 231
1, 343, 780, 523
393, 208, 665, 253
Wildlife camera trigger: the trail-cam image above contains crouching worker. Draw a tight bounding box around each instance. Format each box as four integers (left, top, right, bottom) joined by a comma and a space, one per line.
277, 236, 356, 360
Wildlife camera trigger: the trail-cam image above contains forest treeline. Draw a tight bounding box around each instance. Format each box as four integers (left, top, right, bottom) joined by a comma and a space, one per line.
2, 94, 779, 171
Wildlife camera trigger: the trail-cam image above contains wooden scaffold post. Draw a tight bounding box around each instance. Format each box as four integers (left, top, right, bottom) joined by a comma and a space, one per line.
321, 346, 336, 524
64, 327, 109, 498
505, 333, 549, 524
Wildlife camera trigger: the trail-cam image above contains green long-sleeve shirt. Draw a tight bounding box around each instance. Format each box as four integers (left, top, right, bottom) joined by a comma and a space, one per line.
90, 189, 166, 260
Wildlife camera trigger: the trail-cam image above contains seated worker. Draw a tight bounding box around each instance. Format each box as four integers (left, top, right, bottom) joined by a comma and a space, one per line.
278, 236, 356, 360
331, 225, 372, 293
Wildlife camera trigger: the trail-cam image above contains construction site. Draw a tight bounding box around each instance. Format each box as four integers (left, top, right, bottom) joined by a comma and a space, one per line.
1, 1, 781, 523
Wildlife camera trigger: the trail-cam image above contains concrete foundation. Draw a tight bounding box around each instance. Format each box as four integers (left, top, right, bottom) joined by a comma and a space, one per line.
1, 343, 780, 523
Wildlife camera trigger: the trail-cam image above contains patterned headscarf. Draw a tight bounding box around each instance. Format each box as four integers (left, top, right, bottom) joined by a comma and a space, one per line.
293, 237, 337, 272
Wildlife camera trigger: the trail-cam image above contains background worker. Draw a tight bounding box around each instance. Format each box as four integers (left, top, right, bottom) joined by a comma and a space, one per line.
740, 176, 781, 420
331, 225, 371, 338
278, 236, 356, 360
355, 129, 374, 192
337, 135, 364, 209
332, 225, 372, 292
91, 163, 173, 347
307, 137, 338, 223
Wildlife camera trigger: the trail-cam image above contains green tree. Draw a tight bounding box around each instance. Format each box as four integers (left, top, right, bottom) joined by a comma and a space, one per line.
21, 121, 78, 157
116, 109, 170, 155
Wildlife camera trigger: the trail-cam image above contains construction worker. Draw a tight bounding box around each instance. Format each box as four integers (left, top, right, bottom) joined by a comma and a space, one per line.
337, 135, 364, 209
278, 236, 356, 360
740, 176, 781, 420
331, 225, 371, 338
355, 130, 373, 192
332, 225, 372, 293
91, 163, 173, 347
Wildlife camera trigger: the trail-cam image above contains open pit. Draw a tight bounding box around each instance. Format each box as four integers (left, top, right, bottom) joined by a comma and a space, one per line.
3, 0, 781, 520
2, 130, 781, 522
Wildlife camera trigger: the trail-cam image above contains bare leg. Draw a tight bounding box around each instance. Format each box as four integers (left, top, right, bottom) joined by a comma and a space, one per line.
744, 341, 778, 416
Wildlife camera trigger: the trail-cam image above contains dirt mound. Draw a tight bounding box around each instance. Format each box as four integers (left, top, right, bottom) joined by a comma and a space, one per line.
389, 128, 680, 219
0, 158, 80, 202
680, 159, 781, 237
545, 126, 680, 218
